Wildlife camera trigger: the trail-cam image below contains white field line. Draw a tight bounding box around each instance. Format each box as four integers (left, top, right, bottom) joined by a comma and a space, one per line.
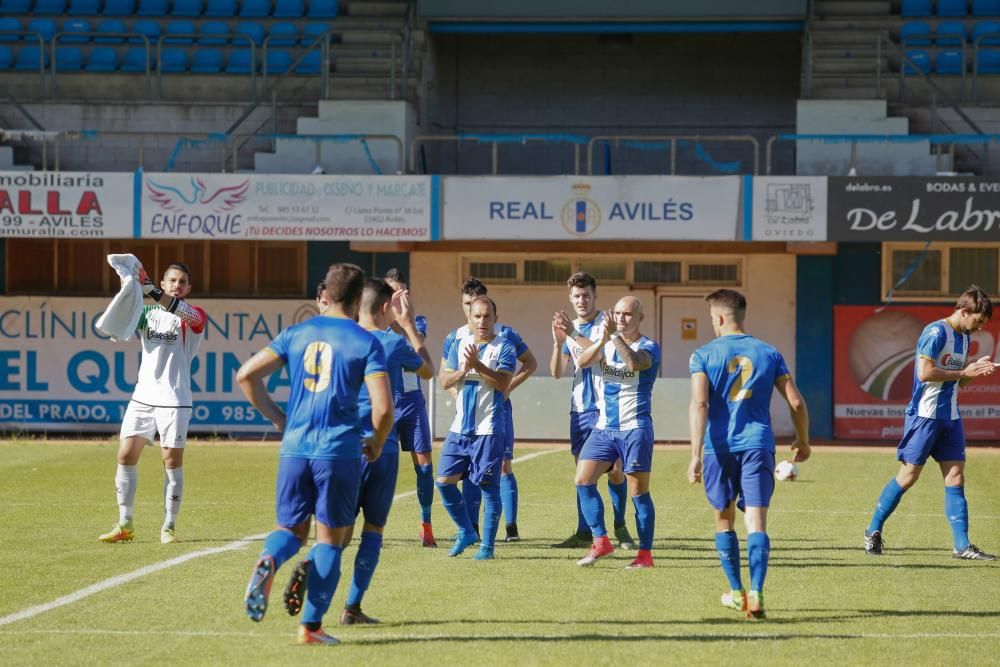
0, 448, 562, 628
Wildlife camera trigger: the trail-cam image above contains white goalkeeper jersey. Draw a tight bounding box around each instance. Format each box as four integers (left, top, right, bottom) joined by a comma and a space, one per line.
131, 304, 207, 408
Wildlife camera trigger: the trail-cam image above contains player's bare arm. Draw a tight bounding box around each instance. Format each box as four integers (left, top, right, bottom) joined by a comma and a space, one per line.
919, 355, 994, 384
138, 265, 206, 328
236, 349, 287, 433
393, 289, 436, 380
775, 374, 811, 462
576, 318, 609, 368
506, 347, 537, 396
959, 355, 997, 387
364, 372, 394, 461
550, 313, 569, 379
688, 372, 709, 484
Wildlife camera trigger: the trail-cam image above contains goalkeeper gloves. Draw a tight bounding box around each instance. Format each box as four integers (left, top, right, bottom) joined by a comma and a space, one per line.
137, 266, 164, 301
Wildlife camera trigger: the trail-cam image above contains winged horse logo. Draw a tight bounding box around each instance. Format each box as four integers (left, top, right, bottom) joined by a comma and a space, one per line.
146, 177, 250, 213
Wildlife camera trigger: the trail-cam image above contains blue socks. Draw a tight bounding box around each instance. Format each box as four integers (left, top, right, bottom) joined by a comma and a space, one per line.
415, 464, 434, 524
747, 532, 770, 593
437, 481, 476, 535
576, 484, 607, 537
301, 543, 343, 625
868, 478, 906, 534
500, 473, 518, 525
346, 531, 382, 608
715, 531, 743, 591
631, 493, 655, 551
462, 480, 482, 528
481, 483, 502, 549
944, 485, 970, 551
576, 492, 589, 533
260, 529, 302, 570
609, 479, 628, 526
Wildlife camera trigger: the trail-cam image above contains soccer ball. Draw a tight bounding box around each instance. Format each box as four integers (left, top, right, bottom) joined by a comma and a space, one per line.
775, 460, 799, 481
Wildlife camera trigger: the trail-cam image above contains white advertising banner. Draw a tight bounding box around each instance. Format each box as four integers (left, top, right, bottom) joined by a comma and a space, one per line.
751, 176, 828, 241
0, 297, 317, 434
140, 173, 433, 241
0, 172, 135, 238
441, 176, 742, 240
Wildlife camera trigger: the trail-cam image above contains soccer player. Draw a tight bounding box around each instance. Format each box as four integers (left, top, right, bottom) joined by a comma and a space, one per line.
383, 268, 438, 547
437, 296, 517, 560
550, 272, 636, 550
864, 286, 997, 561
98, 262, 207, 545
316, 280, 329, 314
687, 289, 811, 620
574, 296, 660, 569
237, 263, 393, 646
441, 277, 537, 542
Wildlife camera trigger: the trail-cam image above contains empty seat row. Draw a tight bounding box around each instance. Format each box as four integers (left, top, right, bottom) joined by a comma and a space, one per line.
0, 43, 325, 72
901, 20, 1000, 44
902, 0, 1000, 16
0, 17, 332, 45
904, 47, 1000, 72
0, 0, 338, 16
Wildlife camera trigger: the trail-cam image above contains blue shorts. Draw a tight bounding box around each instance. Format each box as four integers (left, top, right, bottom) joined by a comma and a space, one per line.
356, 451, 399, 527
275, 456, 362, 529
439, 432, 503, 486
579, 425, 654, 474
703, 448, 775, 512
570, 411, 598, 457
396, 392, 431, 454
503, 399, 514, 460
897, 415, 966, 465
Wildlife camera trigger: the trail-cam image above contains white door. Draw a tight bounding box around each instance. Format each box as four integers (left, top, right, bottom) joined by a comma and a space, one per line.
657, 295, 714, 377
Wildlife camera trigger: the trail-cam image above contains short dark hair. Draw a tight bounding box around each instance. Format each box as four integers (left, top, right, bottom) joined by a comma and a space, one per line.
360, 277, 394, 315
324, 263, 366, 306
566, 272, 597, 292
461, 276, 488, 297
164, 262, 191, 280
315, 281, 326, 301
384, 268, 406, 284
705, 289, 747, 322
956, 285, 993, 319
469, 295, 496, 316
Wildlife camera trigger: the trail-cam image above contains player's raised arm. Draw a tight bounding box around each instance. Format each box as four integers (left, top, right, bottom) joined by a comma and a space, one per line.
393, 288, 436, 379
774, 374, 811, 463
576, 315, 610, 368
688, 371, 709, 484
138, 266, 206, 330
550, 313, 569, 379
236, 349, 287, 433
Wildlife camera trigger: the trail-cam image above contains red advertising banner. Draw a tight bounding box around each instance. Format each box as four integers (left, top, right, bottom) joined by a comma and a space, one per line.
834, 305, 1000, 441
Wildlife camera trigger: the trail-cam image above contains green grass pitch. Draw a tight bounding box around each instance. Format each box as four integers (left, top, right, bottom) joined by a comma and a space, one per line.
1, 440, 998, 666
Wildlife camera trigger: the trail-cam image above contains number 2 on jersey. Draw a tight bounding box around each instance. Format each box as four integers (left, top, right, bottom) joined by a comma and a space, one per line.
727, 355, 753, 402
303, 341, 333, 392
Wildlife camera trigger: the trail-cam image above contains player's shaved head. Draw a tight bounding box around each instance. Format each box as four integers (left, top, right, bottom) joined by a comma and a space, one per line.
616, 296, 642, 316
324, 263, 366, 307
470, 295, 496, 317
360, 278, 394, 315
705, 289, 747, 323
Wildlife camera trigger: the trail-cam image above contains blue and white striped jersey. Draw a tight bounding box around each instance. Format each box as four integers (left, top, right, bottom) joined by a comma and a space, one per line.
445, 336, 517, 435
442, 322, 528, 363
562, 312, 605, 415
907, 320, 968, 421
594, 335, 660, 430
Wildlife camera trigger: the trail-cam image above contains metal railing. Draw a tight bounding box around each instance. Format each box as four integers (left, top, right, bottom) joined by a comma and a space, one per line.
1, 31, 47, 97
409, 133, 587, 175
49, 32, 153, 99
230, 132, 404, 173
586, 135, 760, 175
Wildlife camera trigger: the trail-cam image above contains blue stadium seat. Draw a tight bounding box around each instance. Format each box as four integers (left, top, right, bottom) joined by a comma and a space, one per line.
160, 47, 188, 71
900, 21, 932, 45
94, 18, 126, 42
295, 49, 320, 73
171, 0, 201, 15
239, 0, 270, 16
164, 19, 195, 43
273, 0, 303, 17
15, 45, 48, 70
26, 19, 57, 43
199, 20, 229, 44
204, 0, 236, 16
34, 0, 68, 14
68, 0, 102, 14
190, 46, 222, 71
62, 19, 93, 43
903, 49, 932, 74
85, 45, 118, 71
55, 46, 84, 71
121, 46, 153, 71
937, 0, 969, 16
103, 0, 136, 14
307, 0, 337, 17
974, 0, 1000, 14
226, 48, 256, 72
130, 19, 161, 44
977, 47, 1000, 71
268, 21, 297, 45
936, 20, 967, 44
265, 48, 292, 74
137, 0, 170, 16
234, 21, 264, 45
936, 49, 965, 72
0, 0, 31, 13
0, 18, 21, 42
973, 20, 1000, 43
0, 45, 12, 69
901, 0, 933, 16
301, 21, 329, 45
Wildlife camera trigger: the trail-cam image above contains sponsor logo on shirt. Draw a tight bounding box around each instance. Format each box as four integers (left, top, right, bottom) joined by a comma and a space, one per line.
147, 330, 179, 343
601, 361, 636, 380
940, 353, 964, 370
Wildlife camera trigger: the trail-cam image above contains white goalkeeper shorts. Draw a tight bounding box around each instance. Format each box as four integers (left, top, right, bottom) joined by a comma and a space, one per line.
120, 400, 191, 448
